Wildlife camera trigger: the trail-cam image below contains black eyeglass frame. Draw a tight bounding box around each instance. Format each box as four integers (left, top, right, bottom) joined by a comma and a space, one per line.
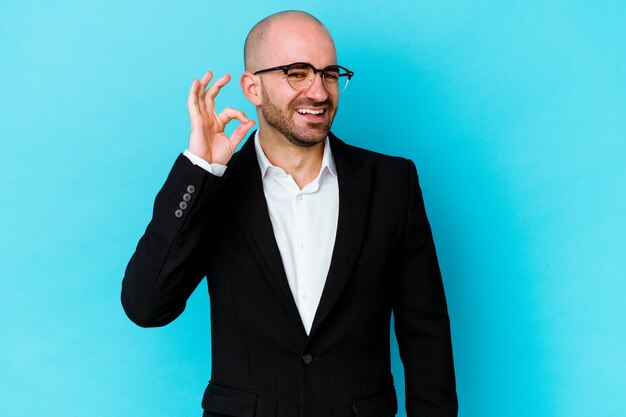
253, 62, 355, 93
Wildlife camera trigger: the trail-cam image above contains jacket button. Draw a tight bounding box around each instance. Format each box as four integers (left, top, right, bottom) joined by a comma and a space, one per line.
301, 354, 313, 365
182, 193, 192, 202
174, 209, 183, 218
187, 185, 196, 194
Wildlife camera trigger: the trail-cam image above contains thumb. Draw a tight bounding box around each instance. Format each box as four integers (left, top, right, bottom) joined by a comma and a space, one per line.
229, 120, 256, 149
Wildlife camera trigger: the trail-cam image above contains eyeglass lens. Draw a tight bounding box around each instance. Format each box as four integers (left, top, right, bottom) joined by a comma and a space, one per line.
286, 64, 349, 94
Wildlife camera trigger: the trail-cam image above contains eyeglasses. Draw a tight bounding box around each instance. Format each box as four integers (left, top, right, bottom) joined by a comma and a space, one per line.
253, 62, 354, 94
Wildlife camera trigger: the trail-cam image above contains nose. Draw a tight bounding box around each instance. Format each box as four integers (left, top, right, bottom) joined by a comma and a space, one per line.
304, 72, 329, 102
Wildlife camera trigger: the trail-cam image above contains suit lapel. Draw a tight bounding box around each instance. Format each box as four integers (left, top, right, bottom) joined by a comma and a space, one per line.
228, 133, 307, 336
227, 131, 373, 340
308, 133, 373, 338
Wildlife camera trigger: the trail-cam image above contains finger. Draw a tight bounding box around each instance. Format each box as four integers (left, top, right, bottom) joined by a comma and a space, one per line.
199, 70, 213, 88
217, 108, 250, 125
229, 120, 256, 149
187, 79, 200, 118
196, 71, 213, 112
197, 71, 213, 113
205, 74, 232, 105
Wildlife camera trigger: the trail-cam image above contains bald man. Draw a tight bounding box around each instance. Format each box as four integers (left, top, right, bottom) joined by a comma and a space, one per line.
122, 10, 457, 417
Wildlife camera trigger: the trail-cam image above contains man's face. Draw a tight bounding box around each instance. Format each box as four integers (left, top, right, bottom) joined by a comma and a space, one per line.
256, 19, 339, 147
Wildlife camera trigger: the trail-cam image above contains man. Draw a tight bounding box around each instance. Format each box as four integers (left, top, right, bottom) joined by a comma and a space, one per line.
122, 10, 457, 417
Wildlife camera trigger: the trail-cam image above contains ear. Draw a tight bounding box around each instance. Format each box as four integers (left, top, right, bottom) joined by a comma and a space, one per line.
240, 71, 262, 106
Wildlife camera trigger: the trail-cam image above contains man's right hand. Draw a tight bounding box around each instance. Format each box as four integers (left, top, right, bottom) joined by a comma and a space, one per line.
187, 71, 256, 165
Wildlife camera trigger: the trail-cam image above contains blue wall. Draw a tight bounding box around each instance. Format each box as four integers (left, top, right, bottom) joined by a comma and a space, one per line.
1, 1, 624, 416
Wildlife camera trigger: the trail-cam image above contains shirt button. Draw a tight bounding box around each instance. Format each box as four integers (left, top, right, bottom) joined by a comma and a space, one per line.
182, 193, 192, 202
298, 242, 304, 250
302, 354, 313, 365
301, 293, 309, 301
296, 195, 303, 201
187, 185, 196, 194
174, 209, 183, 218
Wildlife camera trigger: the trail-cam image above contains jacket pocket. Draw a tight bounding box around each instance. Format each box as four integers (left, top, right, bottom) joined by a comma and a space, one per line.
352, 388, 398, 417
202, 381, 258, 417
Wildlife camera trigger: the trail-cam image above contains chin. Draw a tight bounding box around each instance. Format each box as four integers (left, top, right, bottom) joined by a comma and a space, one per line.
300, 122, 331, 140
285, 128, 328, 148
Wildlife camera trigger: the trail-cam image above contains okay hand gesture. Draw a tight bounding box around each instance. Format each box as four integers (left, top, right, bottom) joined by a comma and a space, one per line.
187, 71, 255, 165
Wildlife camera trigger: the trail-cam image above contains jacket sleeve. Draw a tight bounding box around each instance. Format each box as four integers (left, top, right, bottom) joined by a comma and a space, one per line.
121, 154, 226, 327
392, 159, 458, 417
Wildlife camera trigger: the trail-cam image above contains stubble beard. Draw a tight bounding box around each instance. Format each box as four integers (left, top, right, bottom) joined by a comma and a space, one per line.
261, 87, 336, 148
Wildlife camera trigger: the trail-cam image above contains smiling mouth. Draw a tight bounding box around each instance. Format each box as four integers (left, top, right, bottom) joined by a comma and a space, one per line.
296, 108, 326, 115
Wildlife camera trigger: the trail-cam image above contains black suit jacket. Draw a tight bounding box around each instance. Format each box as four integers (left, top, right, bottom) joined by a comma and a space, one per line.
122, 131, 457, 417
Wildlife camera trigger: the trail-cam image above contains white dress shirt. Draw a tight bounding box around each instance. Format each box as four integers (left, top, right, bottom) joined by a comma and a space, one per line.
183, 131, 339, 334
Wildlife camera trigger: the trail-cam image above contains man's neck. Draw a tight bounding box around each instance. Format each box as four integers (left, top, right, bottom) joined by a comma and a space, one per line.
257, 126, 325, 189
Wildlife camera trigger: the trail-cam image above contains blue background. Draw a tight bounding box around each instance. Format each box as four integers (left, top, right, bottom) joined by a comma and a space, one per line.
1, 1, 624, 416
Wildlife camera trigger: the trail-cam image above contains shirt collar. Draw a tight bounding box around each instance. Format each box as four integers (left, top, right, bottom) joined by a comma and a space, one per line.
253, 130, 337, 179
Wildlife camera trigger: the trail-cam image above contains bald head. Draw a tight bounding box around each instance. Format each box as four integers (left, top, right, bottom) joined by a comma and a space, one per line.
244, 11, 335, 72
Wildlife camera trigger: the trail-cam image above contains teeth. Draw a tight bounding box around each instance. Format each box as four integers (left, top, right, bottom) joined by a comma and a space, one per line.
297, 108, 324, 115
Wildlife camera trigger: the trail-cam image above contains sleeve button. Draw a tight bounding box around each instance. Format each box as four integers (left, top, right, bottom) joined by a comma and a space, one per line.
179, 201, 188, 210
182, 193, 192, 202
174, 209, 184, 218
187, 185, 196, 194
